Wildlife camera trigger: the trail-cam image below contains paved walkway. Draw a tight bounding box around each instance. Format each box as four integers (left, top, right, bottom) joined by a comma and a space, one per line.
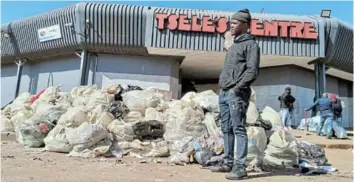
292, 130, 353, 149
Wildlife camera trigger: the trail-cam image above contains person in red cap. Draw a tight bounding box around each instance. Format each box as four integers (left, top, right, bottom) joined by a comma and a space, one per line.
330, 94, 343, 131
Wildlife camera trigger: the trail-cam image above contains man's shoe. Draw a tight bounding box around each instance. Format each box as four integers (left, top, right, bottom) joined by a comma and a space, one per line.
326, 136, 332, 139
210, 165, 232, 173
225, 167, 248, 180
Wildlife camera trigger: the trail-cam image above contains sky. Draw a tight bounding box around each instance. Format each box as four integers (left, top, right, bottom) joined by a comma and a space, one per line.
1, 1, 353, 26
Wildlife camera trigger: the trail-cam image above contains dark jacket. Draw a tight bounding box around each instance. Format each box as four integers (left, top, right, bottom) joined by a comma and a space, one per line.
218, 33, 260, 93
278, 93, 296, 109
332, 99, 342, 117
306, 97, 333, 117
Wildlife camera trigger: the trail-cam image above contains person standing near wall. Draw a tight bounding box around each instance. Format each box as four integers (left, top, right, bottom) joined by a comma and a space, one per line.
305, 93, 334, 139
213, 9, 260, 180
278, 87, 296, 130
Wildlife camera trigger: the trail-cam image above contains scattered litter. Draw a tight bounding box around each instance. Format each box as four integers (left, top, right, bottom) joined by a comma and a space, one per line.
1, 84, 341, 179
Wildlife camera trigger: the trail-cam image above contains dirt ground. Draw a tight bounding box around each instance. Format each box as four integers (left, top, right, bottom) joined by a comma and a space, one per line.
1, 141, 353, 182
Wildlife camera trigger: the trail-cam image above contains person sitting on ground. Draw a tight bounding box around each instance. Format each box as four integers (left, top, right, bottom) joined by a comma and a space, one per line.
278, 87, 296, 131
305, 93, 334, 139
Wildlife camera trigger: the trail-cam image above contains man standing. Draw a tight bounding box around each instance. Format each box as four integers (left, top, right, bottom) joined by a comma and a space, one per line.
213, 9, 260, 180
278, 87, 296, 130
305, 93, 334, 139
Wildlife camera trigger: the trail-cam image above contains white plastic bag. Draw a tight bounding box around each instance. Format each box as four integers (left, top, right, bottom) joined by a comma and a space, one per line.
44, 125, 73, 153
246, 102, 259, 124
66, 122, 108, 150
264, 130, 299, 169
57, 107, 88, 128
107, 119, 137, 142
122, 90, 163, 114
250, 88, 257, 104
144, 107, 165, 123
123, 111, 143, 123
193, 90, 219, 113
94, 112, 115, 129
261, 106, 284, 130
86, 91, 114, 111
247, 127, 267, 159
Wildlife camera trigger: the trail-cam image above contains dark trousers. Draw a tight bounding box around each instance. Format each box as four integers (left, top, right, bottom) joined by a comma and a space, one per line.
219, 88, 250, 169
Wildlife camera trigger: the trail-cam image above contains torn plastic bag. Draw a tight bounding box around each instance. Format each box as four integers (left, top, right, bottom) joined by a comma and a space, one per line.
16, 115, 55, 147
123, 111, 143, 123
66, 122, 108, 150
263, 130, 299, 169
193, 90, 219, 113
297, 141, 327, 166
44, 125, 72, 153
57, 107, 88, 128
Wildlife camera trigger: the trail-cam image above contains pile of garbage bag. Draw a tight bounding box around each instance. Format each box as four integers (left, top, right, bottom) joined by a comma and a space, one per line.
297, 115, 348, 139
0, 85, 333, 173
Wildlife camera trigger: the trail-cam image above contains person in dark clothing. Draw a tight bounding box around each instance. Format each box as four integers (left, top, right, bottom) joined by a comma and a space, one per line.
305, 93, 334, 139
329, 94, 342, 123
278, 87, 296, 130
212, 9, 260, 180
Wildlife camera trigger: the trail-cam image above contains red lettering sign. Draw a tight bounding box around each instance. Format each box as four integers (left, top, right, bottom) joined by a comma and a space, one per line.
156, 13, 318, 40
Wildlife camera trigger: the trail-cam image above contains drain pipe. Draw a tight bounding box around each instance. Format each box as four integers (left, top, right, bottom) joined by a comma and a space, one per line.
14, 59, 27, 98
314, 63, 321, 99
321, 63, 327, 94
91, 53, 98, 85
76, 50, 88, 86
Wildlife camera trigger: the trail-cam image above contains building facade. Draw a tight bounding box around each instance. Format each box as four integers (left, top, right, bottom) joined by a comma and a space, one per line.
1, 3, 353, 128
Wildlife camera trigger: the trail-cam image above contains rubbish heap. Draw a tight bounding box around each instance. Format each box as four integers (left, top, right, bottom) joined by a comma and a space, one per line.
0, 85, 333, 174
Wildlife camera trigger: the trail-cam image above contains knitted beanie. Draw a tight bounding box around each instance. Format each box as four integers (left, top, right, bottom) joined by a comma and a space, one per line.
231, 9, 251, 23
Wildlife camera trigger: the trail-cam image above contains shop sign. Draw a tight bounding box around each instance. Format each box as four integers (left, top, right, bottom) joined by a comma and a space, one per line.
155, 13, 318, 40
37, 24, 62, 42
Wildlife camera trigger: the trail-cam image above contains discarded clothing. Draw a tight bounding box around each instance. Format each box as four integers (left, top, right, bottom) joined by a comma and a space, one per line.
297, 141, 327, 166
133, 120, 164, 139
105, 101, 129, 119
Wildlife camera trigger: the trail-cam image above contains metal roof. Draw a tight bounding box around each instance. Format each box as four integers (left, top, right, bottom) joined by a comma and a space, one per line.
1, 2, 352, 73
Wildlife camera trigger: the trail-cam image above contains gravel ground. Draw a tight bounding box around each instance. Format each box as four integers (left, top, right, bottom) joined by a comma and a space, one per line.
1, 141, 353, 182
